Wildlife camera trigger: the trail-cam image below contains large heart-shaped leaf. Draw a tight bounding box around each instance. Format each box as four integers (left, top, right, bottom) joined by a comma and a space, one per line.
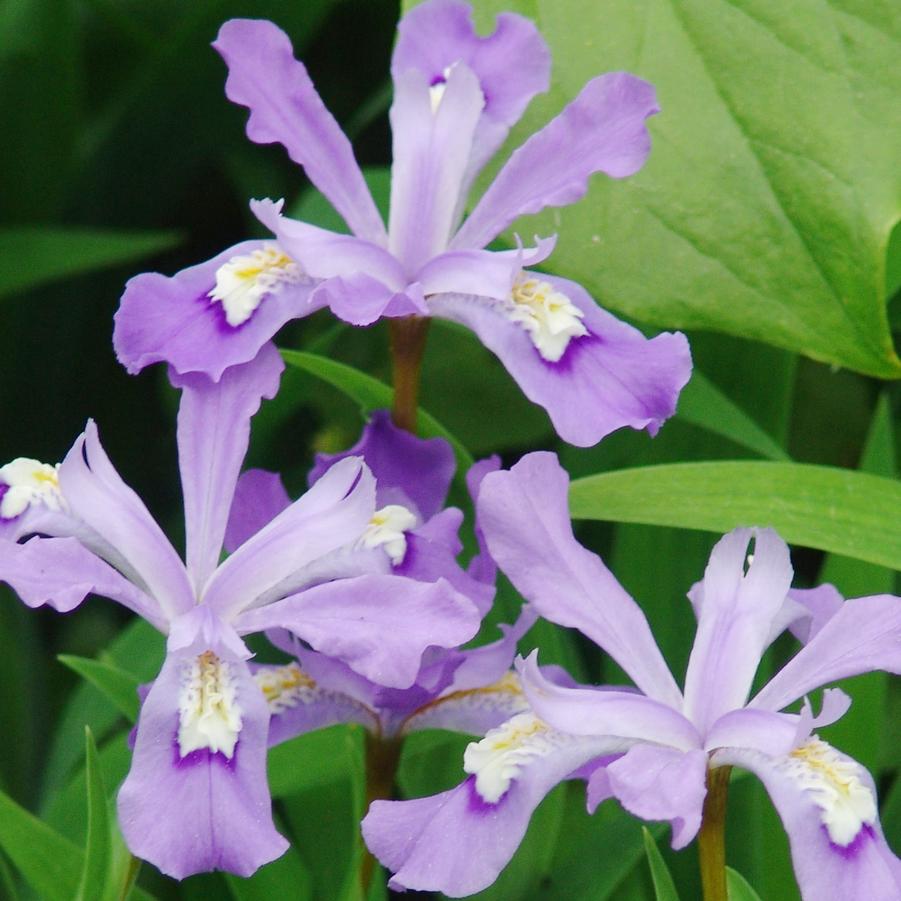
406, 0, 901, 377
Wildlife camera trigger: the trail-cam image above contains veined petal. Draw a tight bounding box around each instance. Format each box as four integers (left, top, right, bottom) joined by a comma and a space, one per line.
518, 653, 700, 751
479, 452, 682, 704
712, 743, 901, 901
363, 720, 618, 897
171, 344, 283, 595
314, 275, 428, 326
114, 240, 313, 381
682, 528, 794, 733
429, 275, 691, 446
252, 661, 378, 746
59, 422, 193, 620
117, 651, 287, 879
202, 456, 375, 618
308, 409, 455, 520
392, 0, 550, 179
750, 593, 901, 713
452, 72, 659, 251
234, 574, 480, 689
0, 535, 164, 627
388, 63, 484, 272
214, 20, 385, 243
223, 469, 291, 553
605, 745, 708, 849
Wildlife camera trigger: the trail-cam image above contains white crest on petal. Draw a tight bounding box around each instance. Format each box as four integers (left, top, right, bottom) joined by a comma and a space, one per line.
358, 504, 418, 565
177, 651, 243, 758
505, 275, 588, 362
208, 244, 303, 327
0, 457, 64, 519
463, 711, 568, 803
780, 738, 877, 846
253, 662, 317, 716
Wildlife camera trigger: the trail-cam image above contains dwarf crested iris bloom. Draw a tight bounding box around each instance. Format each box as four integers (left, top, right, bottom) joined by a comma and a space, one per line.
362, 452, 901, 900
0, 349, 481, 879
235, 410, 537, 743
114, 0, 691, 447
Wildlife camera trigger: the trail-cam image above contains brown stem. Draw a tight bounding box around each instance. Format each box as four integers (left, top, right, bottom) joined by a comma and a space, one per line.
698, 765, 732, 901
388, 317, 430, 434
360, 733, 403, 894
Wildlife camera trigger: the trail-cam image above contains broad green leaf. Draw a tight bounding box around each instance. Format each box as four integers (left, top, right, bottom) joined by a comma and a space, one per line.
58, 655, 141, 725
570, 462, 901, 570
438, 0, 901, 377
268, 725, 364, 798
0, 849, 20, 901
225, 841, 313, 901
642, 828, 680, 901
281, 350, 474, 473
677, 370, 790, 461
882, 774, 901, 852
76, 729, 111, 901
727, 867, 765, 901
0, 227, 181, 302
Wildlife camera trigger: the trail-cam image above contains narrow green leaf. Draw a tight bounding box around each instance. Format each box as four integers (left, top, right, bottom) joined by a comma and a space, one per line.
0, 783, 85, 901
0, 849, 20, 901
0, 227, 181, 301
642, 828, 680, 901
726, 867, 764, 901
569, 462, 901, 570
281, 350, 474, 473
57, 655, 141, 724
76, 728, 111, 901
677, 370, 790, 461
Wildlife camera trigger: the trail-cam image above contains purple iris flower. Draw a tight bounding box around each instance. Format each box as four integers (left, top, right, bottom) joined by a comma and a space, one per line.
231, 409, 536, 743
362, 452, 901, 899
113, 0, 692, 446
0, 349, 480, 880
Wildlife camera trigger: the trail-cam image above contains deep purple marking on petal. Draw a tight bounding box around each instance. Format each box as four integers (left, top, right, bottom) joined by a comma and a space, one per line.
829, 823, 876, 859
464, 775, 502, 814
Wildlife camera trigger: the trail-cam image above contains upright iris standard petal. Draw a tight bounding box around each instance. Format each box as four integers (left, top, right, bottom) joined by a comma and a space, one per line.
171, 343, 284, 594
479, 452, 682, 704
118, 650, 287, 880
682, 528, 793, 733
451, 72, 660, 251
223, 469, 291, 553
114, 240, 313, 380
214, 19, 386, 243
430, 274, 691, 445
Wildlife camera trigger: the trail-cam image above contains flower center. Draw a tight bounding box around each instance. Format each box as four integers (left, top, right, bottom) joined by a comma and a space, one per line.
506, 276, 588, 363
0, 457, 64, 520
784, 738, 876, 846
463, 712, 561, 803
177, 651, 243, 758
358, 504, 418, 565
208, 244, 302, 327
253, 662, 316, 716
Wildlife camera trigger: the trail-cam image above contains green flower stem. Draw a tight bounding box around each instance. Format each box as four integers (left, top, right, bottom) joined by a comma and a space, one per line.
389, 316, 430, 433
698, 765, 732, 901
360, 733, 403, 893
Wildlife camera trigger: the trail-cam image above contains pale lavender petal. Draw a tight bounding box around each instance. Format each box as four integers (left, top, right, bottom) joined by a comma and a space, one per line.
0, 535, 163, 626
235, 574, 480, 689
167, 605, 250, 660
114, 240, 314, 380
466, 454, 501, 584
605, 745, 708, 849
453, 73, 659, 250
479, 452, 682, 704
251, 662, 378, 746
750, 593, 901, 713
308, 409, 455, 519
363, 736, 616, 896
705, 707, 799, 757
682, 528, 793, 734
214, 20, 385, 243
223, 469, 291, 554
429, 276, 692, 446
117, 652, 287, 879
202, 457, 375, 618
518, 653, 699, 750
388, 63, 483, 272
787, 584, 846, 643
314, 274, 427, 326
170, 344, 283, 594
58, 422, 193, 620
392, 0, 550, 176
711, 745, 901, 901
